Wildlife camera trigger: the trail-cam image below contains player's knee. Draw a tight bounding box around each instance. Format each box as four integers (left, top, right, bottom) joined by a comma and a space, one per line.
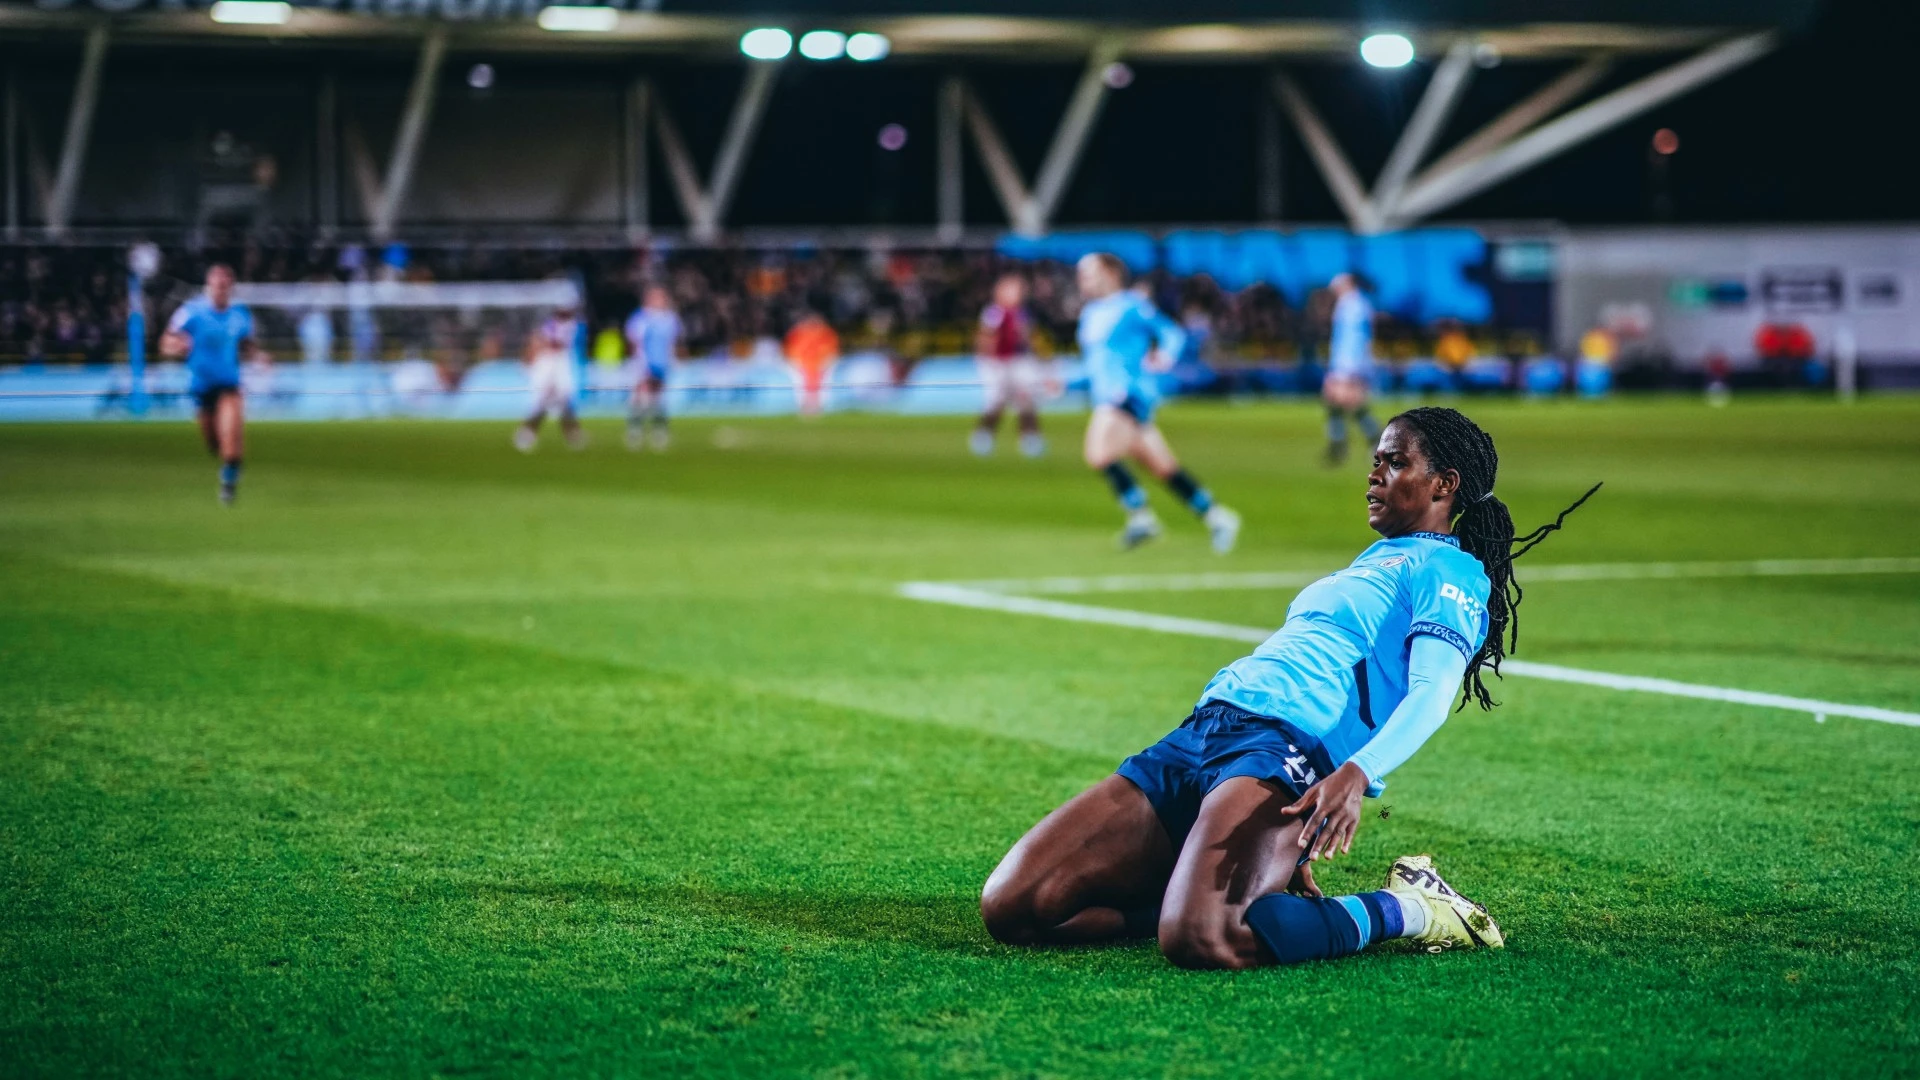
979, 877, 1038, 946
1158, 918, 1255, 970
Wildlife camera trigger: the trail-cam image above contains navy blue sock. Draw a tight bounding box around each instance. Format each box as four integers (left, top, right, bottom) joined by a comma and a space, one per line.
219, 459, 242, 487
1163, 469, 1214, 515
1326, 407, 1348, 445
1102, 463, 1147, 510
1356, 408, 1380, 442
1245, 890, 1404, 965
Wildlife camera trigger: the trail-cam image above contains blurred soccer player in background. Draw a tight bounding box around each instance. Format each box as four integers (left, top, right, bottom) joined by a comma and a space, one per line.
969, 273, 1051, 458
625, 285, 682, 451
1075, 253, 1240, 553
514, 300, 587, 452
159, 263, 266, 505
1323, 272, 1380, 465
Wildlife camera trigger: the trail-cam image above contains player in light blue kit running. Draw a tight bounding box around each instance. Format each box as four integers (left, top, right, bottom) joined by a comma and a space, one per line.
1074, 253, 1240, 553
625, 285, 682, 451
982, 406, 1600, 968
160, 263, 267, 505
1322, 272, 1381, 465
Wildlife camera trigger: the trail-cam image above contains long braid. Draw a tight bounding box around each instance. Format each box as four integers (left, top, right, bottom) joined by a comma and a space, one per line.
1391, 407, 1602, 711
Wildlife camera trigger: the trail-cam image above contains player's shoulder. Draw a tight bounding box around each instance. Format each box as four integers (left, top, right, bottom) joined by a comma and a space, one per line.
1414, 537, 1490, 597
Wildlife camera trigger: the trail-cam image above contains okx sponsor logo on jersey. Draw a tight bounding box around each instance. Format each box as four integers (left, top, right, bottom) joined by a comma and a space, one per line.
1438, 582, 1485, 624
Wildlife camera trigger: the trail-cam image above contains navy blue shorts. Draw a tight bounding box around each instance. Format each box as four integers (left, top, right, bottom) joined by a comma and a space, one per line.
192, 384, 240, 412
1116, 391, 1156, 425
1117, 700, 1337, 850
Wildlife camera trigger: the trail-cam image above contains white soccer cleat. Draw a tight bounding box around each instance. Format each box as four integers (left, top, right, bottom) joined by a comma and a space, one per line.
513, 427, 538, 453
624, 424, 645, 451
1204, 504, 1241, 555
1384, 855, 1505, 952
1019, 432, 1047, 458
1119, 507, 1163, 550
648, 429, 671, 451
968, 429, 995, 457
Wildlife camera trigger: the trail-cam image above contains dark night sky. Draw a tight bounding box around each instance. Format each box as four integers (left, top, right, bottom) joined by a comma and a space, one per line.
707, 0, 1920, 228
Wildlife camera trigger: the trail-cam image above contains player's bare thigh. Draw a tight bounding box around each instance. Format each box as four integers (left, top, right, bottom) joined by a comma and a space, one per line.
1083, 405, 1142, 468
1322, 373, 1368, 411
215, 392, 244, 458
1131, 424, 1180, 478
981, 773, 1175, 946
1157, 775, 1309, 969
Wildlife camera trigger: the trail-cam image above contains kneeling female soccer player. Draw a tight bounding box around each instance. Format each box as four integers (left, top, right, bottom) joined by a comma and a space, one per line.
981, 407, 1598, 968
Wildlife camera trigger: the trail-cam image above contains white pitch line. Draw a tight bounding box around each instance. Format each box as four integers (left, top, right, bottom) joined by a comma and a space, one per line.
954, 557, 1920, 595
895, 582, 1920, 729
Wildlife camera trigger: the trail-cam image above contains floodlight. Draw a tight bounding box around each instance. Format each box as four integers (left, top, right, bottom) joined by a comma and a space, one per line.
845, 32, 891, 62
1360, 33, 1415, 68
740, 27, 793, 60
209, 1, 291, 25
467, 63, 495, 90
799, 30, 847, 61
537, 5, 619, 32
877, 123, 907, 151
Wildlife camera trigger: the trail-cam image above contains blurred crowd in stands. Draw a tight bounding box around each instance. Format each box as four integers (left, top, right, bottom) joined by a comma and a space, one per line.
1, 236, 1539, 373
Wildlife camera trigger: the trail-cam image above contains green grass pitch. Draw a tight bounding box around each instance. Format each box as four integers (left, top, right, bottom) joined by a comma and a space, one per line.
3, 398, 1918, 1077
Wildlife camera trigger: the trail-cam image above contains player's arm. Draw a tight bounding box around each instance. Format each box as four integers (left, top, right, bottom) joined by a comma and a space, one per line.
1280, 636, 1467, 864
159, 306, 193, 359
1141, 305, 1187, 373
973, 310, 998, 360
239, 311, 269, 364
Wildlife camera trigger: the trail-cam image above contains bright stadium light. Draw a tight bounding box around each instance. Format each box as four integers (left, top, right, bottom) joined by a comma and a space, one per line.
740, 27, 793, 60
209, 1, 291, 25
799, 30, 847, 61
845, 32, 891, 61
1360, 33, 1415, 68
537, 5, 620, 32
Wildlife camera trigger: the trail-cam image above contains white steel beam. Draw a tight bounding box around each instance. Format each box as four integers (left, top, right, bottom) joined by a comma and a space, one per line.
371, 26, 446, 244
957, 80, 1033, 232
1391, 31, 1777, 226
46, 23, 109, 239
1271, 70, 1379, 233
1370, 39, 1475, 222
1415, 54, 1613, 188
341, 118, 382, 224
1256, 71, 1282, 222
936, 75, 964, 242
624, 77, 650, 241
1024, 36, 1125, 235
649, 95, 709, 234
316, 71, 338, 237
698, 60, 779, 241
4, 71, 17, 240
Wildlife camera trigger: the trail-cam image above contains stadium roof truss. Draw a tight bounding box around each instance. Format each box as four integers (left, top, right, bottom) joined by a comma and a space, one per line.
0, 4, 1789, 239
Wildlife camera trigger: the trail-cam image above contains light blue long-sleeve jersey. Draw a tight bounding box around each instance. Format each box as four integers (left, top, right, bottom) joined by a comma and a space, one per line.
166, 297, 254, 391
1198, 532, 1490, 792
1076, 290, 1186, 409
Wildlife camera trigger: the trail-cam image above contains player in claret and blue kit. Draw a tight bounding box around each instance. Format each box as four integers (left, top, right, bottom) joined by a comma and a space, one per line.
160, 263, 266, 505
982, 406, 1600, 968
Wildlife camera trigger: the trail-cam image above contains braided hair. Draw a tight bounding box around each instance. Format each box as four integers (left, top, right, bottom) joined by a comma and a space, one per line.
1390, 407, 1602, 711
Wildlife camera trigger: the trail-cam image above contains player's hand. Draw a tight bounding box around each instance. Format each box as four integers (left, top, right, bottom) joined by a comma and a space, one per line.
159, 331, 190, 360
1277, 760, 1370, 862
1145, 348, 1173, 373
1288, 858, 1324, 898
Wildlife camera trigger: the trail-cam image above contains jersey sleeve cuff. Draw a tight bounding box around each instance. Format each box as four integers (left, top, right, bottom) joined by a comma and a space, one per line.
1408, 621, 1474, 662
